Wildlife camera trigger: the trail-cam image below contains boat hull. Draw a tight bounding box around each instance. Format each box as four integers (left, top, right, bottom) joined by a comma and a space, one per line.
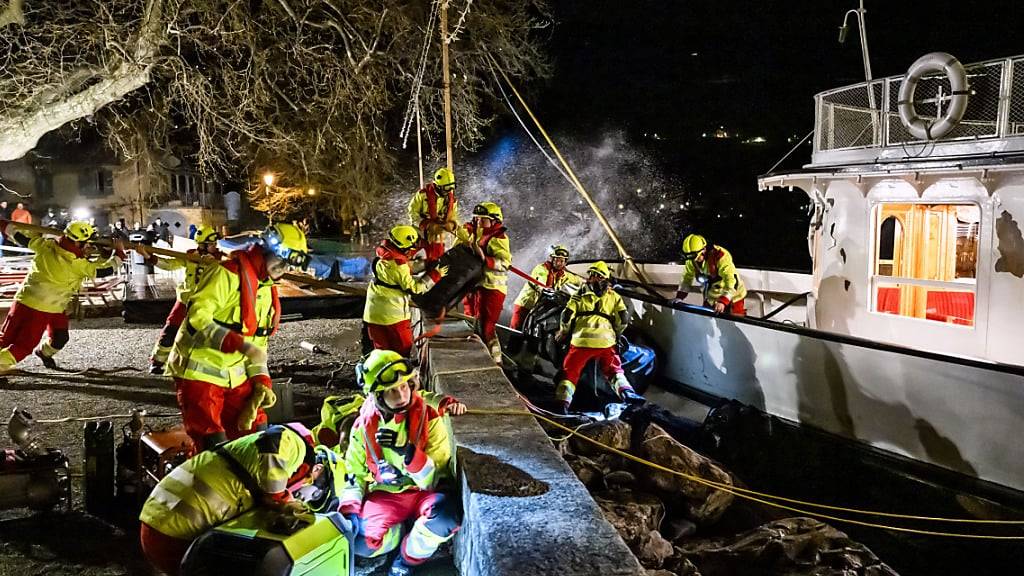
628, 296, 1024, 494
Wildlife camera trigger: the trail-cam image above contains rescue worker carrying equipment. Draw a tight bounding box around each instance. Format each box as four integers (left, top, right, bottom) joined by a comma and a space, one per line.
166, 222, 309, 452
674, 234, 747, 315
363, 225, 449, 357
455, 202, 511, 365
139, 423, 318, 575
554, 261, 642, 412
408, 167, 459, 264
0, 220, 125, 371
511, 244, 579, 330
341, 350, 466, 576
140, 225, 224, 375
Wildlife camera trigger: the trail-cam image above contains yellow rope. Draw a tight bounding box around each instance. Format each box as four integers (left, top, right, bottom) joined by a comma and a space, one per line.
482, 48, 651, 286
466, 408, 1024, 539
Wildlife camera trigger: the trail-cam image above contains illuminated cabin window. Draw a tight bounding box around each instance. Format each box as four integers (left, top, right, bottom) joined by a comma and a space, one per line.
871, 204, 979, 326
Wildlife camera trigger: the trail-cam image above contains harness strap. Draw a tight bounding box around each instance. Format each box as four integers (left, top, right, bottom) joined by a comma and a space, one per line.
371, 257, 414, 294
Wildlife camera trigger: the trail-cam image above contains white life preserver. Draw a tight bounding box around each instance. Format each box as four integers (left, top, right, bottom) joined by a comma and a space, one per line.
897, 52, 970, 141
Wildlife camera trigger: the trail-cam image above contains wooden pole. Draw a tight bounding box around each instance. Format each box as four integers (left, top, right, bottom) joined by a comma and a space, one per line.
440, 1, 454, 171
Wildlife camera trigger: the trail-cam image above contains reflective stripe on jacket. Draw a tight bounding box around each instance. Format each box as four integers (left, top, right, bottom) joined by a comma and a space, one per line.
560, 286, 627, 349
455, 223, 511, 294
363, 256, 436, 326
340, 394, 453, 508
166, 264, 275, 388
15, 236, 121, 314
513, 262, 579, 309
156, 251, 220, 303
139, 425, 307, 540
678, 245, 747, 305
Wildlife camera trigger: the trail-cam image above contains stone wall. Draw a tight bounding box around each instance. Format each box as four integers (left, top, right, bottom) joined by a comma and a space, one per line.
425, 328, 644, 576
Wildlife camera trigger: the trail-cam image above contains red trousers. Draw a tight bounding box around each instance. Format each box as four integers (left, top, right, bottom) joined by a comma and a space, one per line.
366, 319, 413, 357
0, 301, 69, 362
174, 377, 268, 449
462, 288, 505, 342
708, 298, 746, 316
424, 241, 445, 264
361, 489, 438, 551
140, 522, 191, 576
509, 304, 527, 330
562, 345, 623, 385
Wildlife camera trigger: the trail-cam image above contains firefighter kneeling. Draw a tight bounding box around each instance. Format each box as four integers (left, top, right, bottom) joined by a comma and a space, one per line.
555, 261, 643, 413
139, 423, 324, 575
674, 233, 746, 315
166, 223, 310, 451
341, 350, 466, 576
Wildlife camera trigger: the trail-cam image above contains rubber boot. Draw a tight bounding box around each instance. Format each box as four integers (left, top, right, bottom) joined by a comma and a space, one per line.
387, 556, 414, 576
34, 342, 59, 370
614, 374, 645, 405
555, 379, 575, 413
0, 348, 17, 373
149, 361, 166, 375
487, 338, 502, 366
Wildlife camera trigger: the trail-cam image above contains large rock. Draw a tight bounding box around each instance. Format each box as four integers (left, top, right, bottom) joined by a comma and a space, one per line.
639, 424, 735, 524
668, 517, 899, 576
637, 530, 675, 568
595, 490, 666, 546
571, 419, 633, 456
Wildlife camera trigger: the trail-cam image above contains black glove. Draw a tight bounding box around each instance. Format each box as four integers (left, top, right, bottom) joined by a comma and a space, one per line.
376, 428, 418, 464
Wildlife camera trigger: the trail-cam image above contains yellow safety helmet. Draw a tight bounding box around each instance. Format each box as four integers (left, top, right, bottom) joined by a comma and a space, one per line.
550, 244, 570, 259
387, 225, 419, 251
194, 225, 220, 245
472, 201, 503, 222
434, 167, 456, 190
262, 222, 310, 267
681, 234, 707, 259
357, 349, 416, 395
64, 220, 96, 242
587, 261, 611, 279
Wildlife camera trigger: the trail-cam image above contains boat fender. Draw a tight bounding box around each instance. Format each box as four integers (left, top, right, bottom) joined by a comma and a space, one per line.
897, 52, 969, 141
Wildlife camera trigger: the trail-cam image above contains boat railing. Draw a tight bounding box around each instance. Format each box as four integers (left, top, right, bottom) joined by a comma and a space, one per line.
813, 55, 1024, 165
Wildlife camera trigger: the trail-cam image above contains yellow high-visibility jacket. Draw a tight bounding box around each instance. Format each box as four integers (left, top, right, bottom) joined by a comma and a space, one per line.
363, 249, 438, 326
139, 425, 308, 540
513, 262, 580, 309
560, 285, 628, 349
678, 245, 747, 305
153, 250, 221, 303
340, 395, 453, 509
407, 184, 459, 244
14, 235, 121, 314
455, 223, 511, 294
166, 262, 275, 388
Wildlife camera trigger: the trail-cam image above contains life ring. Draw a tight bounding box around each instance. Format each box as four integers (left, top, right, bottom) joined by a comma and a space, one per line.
897, 53, 969, 141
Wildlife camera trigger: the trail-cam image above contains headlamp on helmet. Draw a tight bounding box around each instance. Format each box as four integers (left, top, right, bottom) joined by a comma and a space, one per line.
263, 223, 310, 268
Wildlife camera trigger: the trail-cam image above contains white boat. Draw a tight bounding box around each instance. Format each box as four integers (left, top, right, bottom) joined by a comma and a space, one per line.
602, 53, 1024, 497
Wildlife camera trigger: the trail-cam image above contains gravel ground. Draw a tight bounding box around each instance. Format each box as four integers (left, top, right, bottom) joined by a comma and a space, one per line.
0, 317, 455, 576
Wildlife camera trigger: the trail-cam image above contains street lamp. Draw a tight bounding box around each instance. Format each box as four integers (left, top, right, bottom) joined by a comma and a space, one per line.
307, 188, 317, 196
263, 173, 275, 187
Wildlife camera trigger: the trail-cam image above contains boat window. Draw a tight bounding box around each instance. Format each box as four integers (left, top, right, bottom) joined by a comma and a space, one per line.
871, 204, 979, 326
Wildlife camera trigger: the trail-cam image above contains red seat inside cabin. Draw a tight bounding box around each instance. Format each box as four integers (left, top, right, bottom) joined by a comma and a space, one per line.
925, 291, 974, 325
875, 287, 974, 325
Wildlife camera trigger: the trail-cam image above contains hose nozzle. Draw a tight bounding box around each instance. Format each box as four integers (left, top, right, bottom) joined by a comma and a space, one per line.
8, 408, 47, 457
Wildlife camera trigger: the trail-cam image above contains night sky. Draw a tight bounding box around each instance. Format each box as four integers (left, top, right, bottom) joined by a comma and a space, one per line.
488, 1, 1023, 270
540, 0, 1022, 139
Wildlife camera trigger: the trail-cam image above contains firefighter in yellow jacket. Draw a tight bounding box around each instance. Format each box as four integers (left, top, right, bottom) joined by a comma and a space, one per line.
363, 225, 448, 357
555, 261, 641, 412
510, 244, 580, 330
0, 220, 124, 371
408, 168, 459, 263
340, 349, 466, 576
455, 202, 511, 364
674, 234, 747, 315
166, 222, 309, 451
139, 423, 327, 575
139, 225, 224, 374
